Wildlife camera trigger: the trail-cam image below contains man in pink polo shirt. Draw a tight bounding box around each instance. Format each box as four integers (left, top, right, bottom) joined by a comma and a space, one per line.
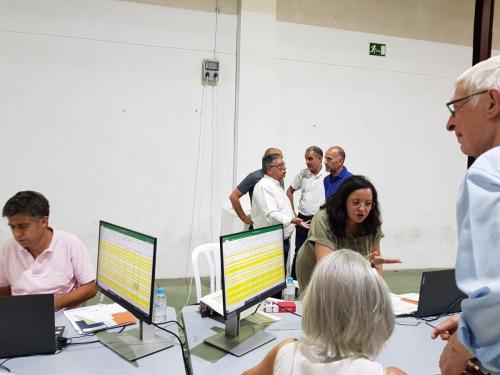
0, 191, 96, 310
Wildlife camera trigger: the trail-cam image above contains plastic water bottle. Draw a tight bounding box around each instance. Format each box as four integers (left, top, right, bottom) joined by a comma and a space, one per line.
282, 277, 295, 301
153, 287, 167, 323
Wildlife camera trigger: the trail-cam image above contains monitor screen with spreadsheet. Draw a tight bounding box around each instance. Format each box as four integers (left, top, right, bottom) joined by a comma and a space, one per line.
220, 224, 286, 318
95, 221, 173, 361
96, 221, 157, 324
204, 224, 286, 356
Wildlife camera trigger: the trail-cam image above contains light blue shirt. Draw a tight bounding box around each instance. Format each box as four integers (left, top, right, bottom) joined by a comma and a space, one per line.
456, 145, 500, 373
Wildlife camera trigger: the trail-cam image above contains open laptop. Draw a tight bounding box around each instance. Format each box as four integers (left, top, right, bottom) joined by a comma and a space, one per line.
415, 269, 467, 318
0, 294, 57, 358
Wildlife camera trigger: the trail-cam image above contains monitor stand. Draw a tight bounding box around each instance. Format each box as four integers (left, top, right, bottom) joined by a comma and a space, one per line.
97, 320, 173, 361
204, 312, 276, 357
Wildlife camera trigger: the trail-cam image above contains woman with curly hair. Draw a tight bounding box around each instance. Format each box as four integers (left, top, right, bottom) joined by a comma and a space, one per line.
296, 175, 400, 290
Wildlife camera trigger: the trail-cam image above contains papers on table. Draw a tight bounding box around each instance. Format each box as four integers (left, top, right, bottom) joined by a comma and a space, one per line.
391, 293, 419, 316
199, 290, 224, 316
64, 303, 136, 334
201, 290, 417, 319
199, 290, 281, 323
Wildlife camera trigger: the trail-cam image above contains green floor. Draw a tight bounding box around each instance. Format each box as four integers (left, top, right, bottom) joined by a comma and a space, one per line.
91, 269, 440, 315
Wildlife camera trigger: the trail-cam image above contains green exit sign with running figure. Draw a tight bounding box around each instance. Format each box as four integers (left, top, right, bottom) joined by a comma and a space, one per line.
369, 43, 386, 56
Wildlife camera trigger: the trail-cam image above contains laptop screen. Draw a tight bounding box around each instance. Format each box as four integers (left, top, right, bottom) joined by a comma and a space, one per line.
0, 294, 56, 358
416, 269, 467, 318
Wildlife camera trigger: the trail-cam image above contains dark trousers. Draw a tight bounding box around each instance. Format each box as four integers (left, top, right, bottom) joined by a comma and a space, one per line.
273, 238, 290, 299
291, 213, 313, 280
284, 238, 290, 268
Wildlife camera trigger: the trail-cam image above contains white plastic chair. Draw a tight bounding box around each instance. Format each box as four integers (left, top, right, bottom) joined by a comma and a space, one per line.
191, 243, 221, 302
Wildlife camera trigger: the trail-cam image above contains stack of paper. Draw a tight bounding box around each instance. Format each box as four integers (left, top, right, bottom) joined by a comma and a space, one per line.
199, 290, 281, 323
64, 303, 136, 334
391, 293, 419, 316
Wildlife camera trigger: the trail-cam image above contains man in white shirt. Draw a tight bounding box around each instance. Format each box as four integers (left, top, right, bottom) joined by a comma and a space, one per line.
252, 153, 310, 270
229, 148, 283, 227
287, 146, 328, 279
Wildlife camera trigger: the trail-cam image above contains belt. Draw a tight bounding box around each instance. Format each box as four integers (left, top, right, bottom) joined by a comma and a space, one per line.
298, 213, 314, 221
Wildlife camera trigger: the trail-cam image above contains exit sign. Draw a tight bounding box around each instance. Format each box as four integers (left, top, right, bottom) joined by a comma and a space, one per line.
369, 43, 386, 56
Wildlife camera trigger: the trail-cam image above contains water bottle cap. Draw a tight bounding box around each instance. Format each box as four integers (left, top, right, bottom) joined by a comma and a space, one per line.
157, 287, 165, 295
287, 277, 294, 283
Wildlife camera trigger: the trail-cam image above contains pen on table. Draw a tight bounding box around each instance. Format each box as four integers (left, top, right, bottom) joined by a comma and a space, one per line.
400, 297, 418, 305
424, 321, 437, 329
424, 321, 447, 336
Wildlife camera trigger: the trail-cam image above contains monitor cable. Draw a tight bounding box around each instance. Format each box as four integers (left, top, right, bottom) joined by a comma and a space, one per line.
395, 295, 466, 327
152, 321, 189, 375
55, 321, 189, 374
181, 0, 223, 317
179, 82, 208, 321
271, 300, 302, 318
418, 295, 466, 323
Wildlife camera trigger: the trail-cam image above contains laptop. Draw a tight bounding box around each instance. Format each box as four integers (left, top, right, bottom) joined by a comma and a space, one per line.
0, 294, 57, 358
415, 269, 467, 318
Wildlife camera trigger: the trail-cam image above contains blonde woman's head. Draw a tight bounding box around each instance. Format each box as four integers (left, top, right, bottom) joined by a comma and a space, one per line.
301, 249, 394, 360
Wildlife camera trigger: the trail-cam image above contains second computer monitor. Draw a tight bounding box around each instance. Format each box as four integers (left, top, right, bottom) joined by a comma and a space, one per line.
220, 224, 286, 319
204, 224, 286, 356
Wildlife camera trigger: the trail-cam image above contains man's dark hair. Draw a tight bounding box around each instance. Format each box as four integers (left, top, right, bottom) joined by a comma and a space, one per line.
306, 146, 323, 158
321, 175, 381, 237
262, 153, 282, 174
2, 191, 50, 218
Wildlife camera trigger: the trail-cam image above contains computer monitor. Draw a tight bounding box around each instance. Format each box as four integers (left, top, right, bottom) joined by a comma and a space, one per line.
204, 224, 286, 356
95, 221, 172, 361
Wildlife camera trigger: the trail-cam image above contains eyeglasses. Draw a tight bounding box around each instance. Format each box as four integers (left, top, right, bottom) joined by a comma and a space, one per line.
446, 89, 488, 117
269, 162, 286, 170
348, 200, 373, 208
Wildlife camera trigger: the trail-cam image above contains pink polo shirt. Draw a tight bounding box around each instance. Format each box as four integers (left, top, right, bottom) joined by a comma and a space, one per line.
0, 228, 95, 296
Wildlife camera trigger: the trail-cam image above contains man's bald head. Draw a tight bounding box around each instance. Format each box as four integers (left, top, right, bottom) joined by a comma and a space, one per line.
325, 146, 346, 176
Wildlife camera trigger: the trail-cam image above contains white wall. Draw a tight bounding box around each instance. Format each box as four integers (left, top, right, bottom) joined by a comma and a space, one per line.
0, 0, 237, 278
236, 14, 473, 269
0, 1, 479, 277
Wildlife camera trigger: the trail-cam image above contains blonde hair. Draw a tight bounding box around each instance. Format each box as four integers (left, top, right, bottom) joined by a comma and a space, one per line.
301, 249, 394, 360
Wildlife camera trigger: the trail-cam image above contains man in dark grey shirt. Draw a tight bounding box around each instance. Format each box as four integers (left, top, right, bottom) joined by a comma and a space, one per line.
229, 148, 282, 226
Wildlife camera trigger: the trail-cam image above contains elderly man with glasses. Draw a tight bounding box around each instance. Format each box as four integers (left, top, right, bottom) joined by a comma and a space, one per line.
431, 56, 500, 375
252, 153, 310, 271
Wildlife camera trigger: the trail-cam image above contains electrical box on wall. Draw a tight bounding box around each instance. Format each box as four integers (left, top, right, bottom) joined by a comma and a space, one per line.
202, 58, 219, 86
